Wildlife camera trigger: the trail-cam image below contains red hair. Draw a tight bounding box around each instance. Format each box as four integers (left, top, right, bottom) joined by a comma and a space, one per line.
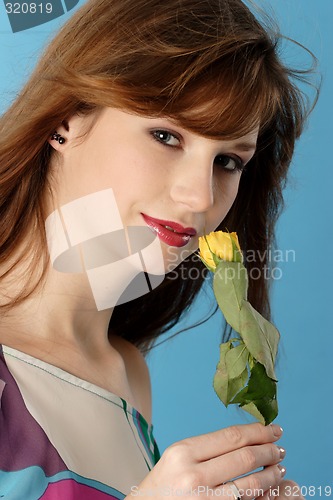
0, 0, 317, 349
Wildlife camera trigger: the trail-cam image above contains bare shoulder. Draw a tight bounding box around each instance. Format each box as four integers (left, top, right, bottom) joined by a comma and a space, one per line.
109, 334, 152, 425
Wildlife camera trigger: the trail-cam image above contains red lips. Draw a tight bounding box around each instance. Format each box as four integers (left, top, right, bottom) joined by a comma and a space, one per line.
141, 213, 197, 248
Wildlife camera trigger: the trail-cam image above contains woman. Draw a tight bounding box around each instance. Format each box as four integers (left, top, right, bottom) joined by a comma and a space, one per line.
0, 0, 315, 498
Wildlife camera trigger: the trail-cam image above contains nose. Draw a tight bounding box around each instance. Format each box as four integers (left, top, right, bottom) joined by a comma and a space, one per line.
169, 156, 214, 213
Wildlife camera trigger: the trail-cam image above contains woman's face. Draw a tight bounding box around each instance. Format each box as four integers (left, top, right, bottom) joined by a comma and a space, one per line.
50, 107, 258, 273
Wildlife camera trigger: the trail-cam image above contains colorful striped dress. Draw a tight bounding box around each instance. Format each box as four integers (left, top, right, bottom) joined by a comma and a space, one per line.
0, 344, 160, 499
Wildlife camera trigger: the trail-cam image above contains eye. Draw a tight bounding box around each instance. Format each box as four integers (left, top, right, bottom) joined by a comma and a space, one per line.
214, 154, 245, 173
151, 130, 181, 147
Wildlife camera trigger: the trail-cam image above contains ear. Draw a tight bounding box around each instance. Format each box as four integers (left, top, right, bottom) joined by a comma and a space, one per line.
47, 119, 70, 151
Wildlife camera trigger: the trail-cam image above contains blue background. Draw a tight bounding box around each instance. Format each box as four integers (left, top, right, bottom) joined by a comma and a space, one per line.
0, 0, 332, 495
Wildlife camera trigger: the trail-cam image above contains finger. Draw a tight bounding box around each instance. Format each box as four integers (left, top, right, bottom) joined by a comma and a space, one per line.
214, 464, 286, 500
201, 442, 285, 486
182, 423, 283, 462
275, 480, 305, 499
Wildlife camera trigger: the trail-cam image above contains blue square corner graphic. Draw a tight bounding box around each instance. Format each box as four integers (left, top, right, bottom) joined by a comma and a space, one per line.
3, 0, 80, 33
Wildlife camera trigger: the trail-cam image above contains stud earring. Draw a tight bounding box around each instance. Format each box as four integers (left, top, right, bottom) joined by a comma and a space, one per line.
51, 131, 66, 144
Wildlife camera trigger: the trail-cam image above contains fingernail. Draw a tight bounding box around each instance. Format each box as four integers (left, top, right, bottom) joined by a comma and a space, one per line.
270, 424, 283, 437
278, 464, 287, 478
279, 447, 286, 461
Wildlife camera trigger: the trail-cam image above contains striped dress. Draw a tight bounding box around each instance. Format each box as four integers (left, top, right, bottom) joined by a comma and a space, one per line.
0, 344, 160, 499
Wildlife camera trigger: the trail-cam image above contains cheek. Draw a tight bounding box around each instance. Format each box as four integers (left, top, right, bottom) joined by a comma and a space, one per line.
222, 173, 241, 201
109, 152, 157, 201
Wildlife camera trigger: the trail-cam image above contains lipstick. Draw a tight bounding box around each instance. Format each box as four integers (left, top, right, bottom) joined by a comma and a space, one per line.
141, 213, 197, 248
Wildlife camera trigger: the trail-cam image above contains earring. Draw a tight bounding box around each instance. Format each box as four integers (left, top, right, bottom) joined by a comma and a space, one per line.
51, 131, 66, 144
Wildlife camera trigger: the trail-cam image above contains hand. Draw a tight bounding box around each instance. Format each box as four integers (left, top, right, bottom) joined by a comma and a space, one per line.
127, 422, 287, 499
260, 480, 305, 500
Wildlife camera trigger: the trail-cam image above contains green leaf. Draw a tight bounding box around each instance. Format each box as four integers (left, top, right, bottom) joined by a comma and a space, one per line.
241, 398, 278, 426
231, 235, 243, 263
229, 362, 278, 425
248, 353, 255, 370
227, 367, 248, 404
239, 301, 279, 381
225, 344, 249, 379
213, 261, 248, 332
231, 362, 276, 403
212, 253, 221, 267
219, 341, 233, 356
209, 250, 279, 425
213, 342, 232, 406
245, 361, 276, 400
241, 402, 266, 425
214, 343, 249, 407
251, 398, 278, 425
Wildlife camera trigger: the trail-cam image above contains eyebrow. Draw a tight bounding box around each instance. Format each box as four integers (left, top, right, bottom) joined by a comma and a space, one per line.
233, 142, 257, 152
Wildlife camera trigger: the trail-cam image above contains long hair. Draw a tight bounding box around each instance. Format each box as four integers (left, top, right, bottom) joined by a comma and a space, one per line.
0, 0, 317, 351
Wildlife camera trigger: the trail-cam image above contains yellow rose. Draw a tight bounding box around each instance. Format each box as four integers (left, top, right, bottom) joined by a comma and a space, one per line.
199, 231, 241, 270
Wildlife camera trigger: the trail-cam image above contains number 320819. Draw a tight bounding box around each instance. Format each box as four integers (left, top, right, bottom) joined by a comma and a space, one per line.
5, 3, 53, 14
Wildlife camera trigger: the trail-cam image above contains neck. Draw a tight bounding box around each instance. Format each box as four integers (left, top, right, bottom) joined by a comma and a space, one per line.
0, 261, 115, 358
